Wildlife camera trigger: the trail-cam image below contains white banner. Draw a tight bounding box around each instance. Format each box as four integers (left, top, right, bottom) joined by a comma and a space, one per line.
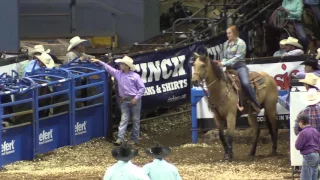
195, 61, 304, 119
289, 91, 308, 166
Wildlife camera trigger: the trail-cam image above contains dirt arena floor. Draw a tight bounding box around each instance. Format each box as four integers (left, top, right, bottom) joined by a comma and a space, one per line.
0, 111, 293, 180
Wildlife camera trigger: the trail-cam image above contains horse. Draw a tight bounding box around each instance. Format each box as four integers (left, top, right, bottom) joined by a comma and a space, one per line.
191, 53, 279, 162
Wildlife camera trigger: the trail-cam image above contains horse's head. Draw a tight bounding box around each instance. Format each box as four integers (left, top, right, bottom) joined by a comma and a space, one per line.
191, 52, 210, 87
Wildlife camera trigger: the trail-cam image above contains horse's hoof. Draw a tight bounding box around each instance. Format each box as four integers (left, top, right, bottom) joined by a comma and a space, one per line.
270, 151, 278, 156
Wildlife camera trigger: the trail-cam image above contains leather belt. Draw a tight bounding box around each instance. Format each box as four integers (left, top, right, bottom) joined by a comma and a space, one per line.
120, 96, 135, 103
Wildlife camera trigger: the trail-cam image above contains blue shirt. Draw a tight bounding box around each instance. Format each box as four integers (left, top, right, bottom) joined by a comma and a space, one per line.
103, 161, 150, 180
23, 60, 40, 77
143, 159, 182, 180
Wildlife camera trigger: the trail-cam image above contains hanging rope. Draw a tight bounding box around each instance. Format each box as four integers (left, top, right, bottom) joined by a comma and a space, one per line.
269, 7, 289, 28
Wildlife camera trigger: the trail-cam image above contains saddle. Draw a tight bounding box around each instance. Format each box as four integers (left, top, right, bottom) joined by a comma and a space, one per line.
225, 69, 267, 110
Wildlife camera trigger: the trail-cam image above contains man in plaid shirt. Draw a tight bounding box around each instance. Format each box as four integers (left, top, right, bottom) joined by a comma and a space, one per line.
294, 88, 320, 135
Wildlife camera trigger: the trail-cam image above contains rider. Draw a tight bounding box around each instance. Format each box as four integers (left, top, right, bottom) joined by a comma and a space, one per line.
216, 25, 261, 114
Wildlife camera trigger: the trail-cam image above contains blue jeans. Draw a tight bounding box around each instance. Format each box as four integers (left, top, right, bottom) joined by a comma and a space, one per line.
118, 99, 142, 142
236, 66, 260, 107
293, 21, 308, 51
301, 152, 319, 180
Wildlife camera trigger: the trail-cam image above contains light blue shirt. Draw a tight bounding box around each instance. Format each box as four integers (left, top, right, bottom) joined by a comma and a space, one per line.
103, 161, 150, 180
23, 60, 40, 77
143, 159, 182, 180
221, 38, 246, 67
273, 49, 286, 57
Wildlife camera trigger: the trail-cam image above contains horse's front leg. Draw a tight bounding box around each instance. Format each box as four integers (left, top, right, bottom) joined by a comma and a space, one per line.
213, 115, 228, 160
226, 114, 236, 162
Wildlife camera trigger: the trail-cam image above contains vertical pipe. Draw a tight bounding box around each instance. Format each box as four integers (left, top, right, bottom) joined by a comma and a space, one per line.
191, 89, 198, 144
0, 95, 3, 168
68, 78, 73, 145
223, 0, 228, 29
70, 78, 76, 145
33, 86, 39, 158
102, 71, 107, 138
70, 0, 76, 33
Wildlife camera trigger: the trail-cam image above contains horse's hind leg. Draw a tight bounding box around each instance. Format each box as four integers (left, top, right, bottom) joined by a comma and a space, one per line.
247, 113, 260, 157
264, 103, 278, 155
225, 114, 236, 162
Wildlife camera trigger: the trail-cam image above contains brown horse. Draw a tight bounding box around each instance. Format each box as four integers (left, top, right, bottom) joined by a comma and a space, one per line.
191, 53, 279, 162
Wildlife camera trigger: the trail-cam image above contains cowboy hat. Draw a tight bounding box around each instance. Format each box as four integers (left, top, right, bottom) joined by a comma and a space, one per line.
301, 88, 320, 105
283, 37, 303, 49
316, 48, 320, 60
299, 73, 320, 88
29, 45, 51, 56
279, 39, 286, 45
67, 36, 87, 51
114, 56, 136, 71
112, 142, 138, 161
35, 52, 55, 68
145, 143, 172, 159
300, 57, 319, 70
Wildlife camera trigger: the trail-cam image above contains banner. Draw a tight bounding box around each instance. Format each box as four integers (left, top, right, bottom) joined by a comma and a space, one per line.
127, 42, 202, 110
290, 91, 308, 166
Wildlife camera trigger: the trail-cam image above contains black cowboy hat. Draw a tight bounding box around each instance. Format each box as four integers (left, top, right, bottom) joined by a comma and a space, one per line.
111, 142, 139, 161
301, 58, 319, 70
145, 143, 172, 159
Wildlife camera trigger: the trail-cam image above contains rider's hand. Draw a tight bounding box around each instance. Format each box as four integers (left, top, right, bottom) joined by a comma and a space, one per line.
90, 59, 101, 63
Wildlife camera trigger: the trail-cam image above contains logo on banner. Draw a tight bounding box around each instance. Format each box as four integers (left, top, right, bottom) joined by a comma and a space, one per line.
206, 43, 224, 60
75, 121, 87, 136
39, 129, 53, 145
167, 94, 187, 102
274, 64, 299, 90
1, 140, 15, 156
135, 55, 188, 96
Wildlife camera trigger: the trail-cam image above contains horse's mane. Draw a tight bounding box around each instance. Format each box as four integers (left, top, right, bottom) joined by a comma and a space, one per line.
199, 55, 224, 80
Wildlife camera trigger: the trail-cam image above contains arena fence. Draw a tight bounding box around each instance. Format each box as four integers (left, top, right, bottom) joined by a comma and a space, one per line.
0, 61, 110, 168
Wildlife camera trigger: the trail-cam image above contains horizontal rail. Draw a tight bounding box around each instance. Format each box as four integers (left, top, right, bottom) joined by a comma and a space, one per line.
72, 71, 105, 78
2, 109, 33, 119
75, 81, 104, 90
39, 111, 69, 121
36, 79, 68, 87
75, 102, 102, 111
20, 14, 70, 17
38, 101, 69, 111
38, 89, 69, 100
75, 93, 104, 102
0, 98, 33, 107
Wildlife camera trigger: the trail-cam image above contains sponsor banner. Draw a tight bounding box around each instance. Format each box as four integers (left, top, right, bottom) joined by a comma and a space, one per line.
123, 42, 202, 110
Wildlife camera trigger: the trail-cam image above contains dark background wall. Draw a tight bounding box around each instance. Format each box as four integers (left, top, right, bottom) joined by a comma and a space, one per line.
0, 0, 160, 52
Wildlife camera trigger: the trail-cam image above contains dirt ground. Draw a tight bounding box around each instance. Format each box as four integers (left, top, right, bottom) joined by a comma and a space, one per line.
0, 111, 293, 180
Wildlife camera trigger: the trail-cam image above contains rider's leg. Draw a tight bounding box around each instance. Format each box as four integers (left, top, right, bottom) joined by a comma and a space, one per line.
294, 21, 308, 52
236, 66, 261, 111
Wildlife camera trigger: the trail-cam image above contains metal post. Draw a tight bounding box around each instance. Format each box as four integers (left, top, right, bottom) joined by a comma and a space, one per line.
70, 0, 76, 33
223, 0, 228, 29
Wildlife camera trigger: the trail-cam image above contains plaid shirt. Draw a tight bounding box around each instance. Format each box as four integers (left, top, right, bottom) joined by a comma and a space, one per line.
294, 102, 320, 135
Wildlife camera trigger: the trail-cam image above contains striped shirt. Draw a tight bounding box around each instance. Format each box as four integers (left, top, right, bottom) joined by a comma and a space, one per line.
294, 103, 320, 135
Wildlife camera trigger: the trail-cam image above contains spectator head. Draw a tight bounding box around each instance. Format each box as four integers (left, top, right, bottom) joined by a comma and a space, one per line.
283, 37, 303, 51
114, 56, 136, 72
67, 36, 87, 53
29, 45, 51, 58
279, 39, 286, 50
111, 142, 138, 162
301, 57, 319, 73
226, 25, 239, 41
299, 73, 320, 91
145, 143, 172, 160
296, 114, 310, 127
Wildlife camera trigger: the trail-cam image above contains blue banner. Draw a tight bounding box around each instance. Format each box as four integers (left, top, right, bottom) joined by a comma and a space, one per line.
127, 42, 203, 110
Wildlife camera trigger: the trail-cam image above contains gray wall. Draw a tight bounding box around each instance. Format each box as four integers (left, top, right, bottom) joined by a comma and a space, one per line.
0, 0, 160, 52
0, 0, 19, 52
19, 0, 160, 45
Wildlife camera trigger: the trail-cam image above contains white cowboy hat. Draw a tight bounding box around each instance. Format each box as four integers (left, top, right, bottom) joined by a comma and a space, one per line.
114, 56, 136, 71
67, 36, 87, 51
279, 39, 286, 45
299, 73, 320, 88
35, 52, 55, 68
283, 37, 303, 49
29, 45, 51, 56
316, 48, 320, 59
301, 88, 320, 105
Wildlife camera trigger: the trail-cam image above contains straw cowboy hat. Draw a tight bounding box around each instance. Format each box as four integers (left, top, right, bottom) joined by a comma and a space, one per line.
316, 48, 320, 59
67, 36, 87, 51
301, 88, 320, 105
301, 57, 319, 70
279, 39, 286, 45
299, 73, 320, 88
115, 56, 136, 71
283, 37, 303, 49
35, 52, 55, 68
111, 142, 138, 161
29, 45, 51, 56
145, 143, 172, 159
